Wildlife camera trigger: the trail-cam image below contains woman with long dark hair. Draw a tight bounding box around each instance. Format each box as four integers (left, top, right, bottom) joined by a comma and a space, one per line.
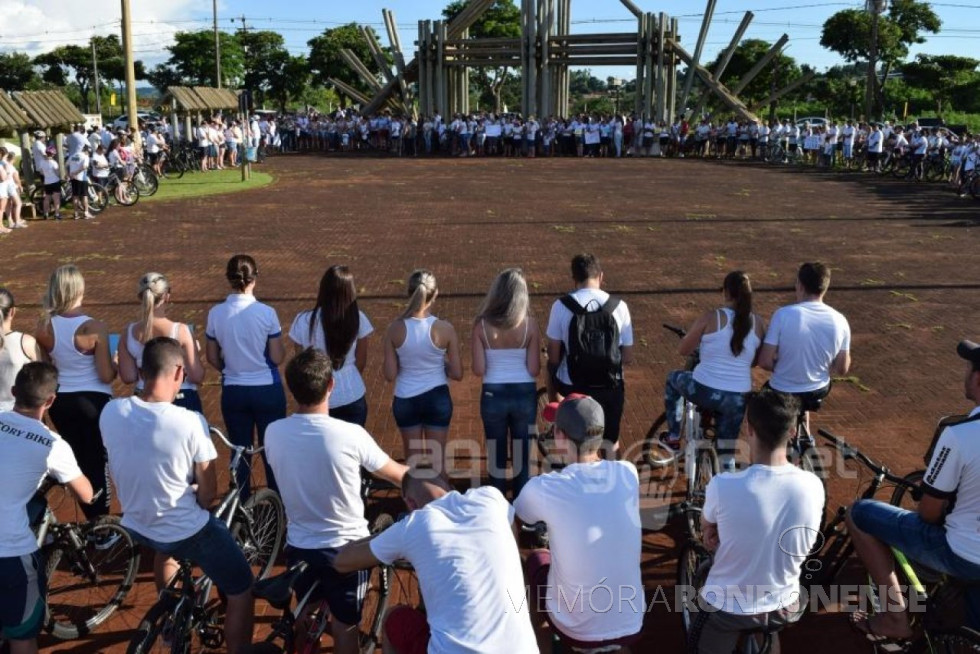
472, 268, 539, 497
288, 265, 373, 426
206, 254, 286, 497
662, 271, 766, 470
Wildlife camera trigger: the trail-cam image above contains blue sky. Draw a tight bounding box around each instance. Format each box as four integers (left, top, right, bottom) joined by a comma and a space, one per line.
3, 0, 979, 78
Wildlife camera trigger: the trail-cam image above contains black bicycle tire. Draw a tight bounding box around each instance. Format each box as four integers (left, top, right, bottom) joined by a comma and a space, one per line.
677, 540, 711, 638
893, 159, 911, 179
686, 448, 719, 542
125, 594, 180, 654
135, 165, 160, 196
30, 185, 47, 217
234, 488, 286, 581
889, 470, 925, 511
360, 513, 394, 654
115, 181, 140, 207
86, 184, 108, 215
46, 516, 140, 640
643, 412, 677, 468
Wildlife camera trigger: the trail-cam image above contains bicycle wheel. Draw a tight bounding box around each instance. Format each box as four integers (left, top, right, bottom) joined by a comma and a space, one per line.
115, 180, 140, 207
911, 626, 980, 652
233, 488, 286, 581
360, 513, 394, 654
642, 412, 677, 468
134, 165, 159, 196
893, 158, 911, 179
677, 539, 711, 637
87, 184, 108, 215
161, 157, 185, 180
30, 186, 47, 217
686, 447, 718, 542
45, 516, 140, 639
125, 594, 181, 654
890, 470, 925, 511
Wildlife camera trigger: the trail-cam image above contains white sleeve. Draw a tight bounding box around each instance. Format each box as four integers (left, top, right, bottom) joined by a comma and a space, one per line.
512, 478, 545, 525
288, 312, 309, 348
191, 413, 218, 463
369, 517, 409, 565
266, 305, 282, 338
47, 439, 83, 484
763, 308, 784, 346
205, 307, 218, 340
358, 311, 375, 339
616, 302, 634, 347
702, 477, 719, 523
839, 316, 851, 352
923, 428, 961, 497
545, 300, 565, 341
358, 428, 391, 474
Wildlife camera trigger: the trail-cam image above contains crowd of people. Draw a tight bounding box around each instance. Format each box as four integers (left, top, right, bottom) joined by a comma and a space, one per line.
1, 253, 979, 654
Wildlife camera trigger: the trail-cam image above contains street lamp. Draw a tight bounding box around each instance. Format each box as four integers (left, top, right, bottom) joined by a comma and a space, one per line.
866, 0, 888, 121
608, 77, 623, 115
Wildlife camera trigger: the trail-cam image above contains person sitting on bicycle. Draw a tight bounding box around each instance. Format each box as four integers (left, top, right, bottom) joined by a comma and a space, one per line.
335, 467, 538, 654
691, 389, 824, 654
662, 271, 766, 470
264, 348, 407, 654
0, 362, 93, 654
514, 394, 644, 651
100, 337, 255, 654
847, 340, 980, 640
757, 262, 851, 423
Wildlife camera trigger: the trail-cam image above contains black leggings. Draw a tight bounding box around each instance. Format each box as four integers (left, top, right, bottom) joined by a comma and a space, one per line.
48, 391, 112, 520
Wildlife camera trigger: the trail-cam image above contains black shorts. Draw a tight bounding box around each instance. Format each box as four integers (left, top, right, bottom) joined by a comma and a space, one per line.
642, 136, 654, 148
286, 546, 367, 625
0, 552, 46, 640
147, 152, 159, 164
44, 182, 61, 195
70, 179, 88, 197
659, 137, 669, 146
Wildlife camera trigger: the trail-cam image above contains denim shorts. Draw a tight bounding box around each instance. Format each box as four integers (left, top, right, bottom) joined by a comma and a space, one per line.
286, 546, 368, 626
128, 515, 253, 596
392, 384, 452, 430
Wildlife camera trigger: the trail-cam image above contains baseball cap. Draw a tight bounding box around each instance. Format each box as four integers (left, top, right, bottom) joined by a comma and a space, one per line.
34, 130, 45, 137
542, 393, 604, 443
958, 340, 980, 364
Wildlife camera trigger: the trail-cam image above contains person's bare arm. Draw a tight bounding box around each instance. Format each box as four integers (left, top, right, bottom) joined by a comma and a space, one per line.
443, 322, 464, 381
21, 333, 40, 362
180, 324, 205, 385
193, 460, 217, 510
830, 350, 851, 376
205, 339, 224, 372
757, 343, 778, 372
546, 337, 563, 400
266, 335, 286, 366
66, 475, 95, 506
678, 311, 710, 357
117, 334, 139, 385
471, 323, 487, 378
354, 337, 369, 373
918, 494, 947, 525
382, 324, 400, 383
525, 319, 541, 377
334, 539, 383, 574
89, 321, 117, 384
372, 459, 409, 487
702, 519, 719, 552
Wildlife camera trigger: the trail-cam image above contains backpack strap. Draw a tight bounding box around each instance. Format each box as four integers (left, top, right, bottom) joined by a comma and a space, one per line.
601, 297, 621, 315
560, 295, 587, 315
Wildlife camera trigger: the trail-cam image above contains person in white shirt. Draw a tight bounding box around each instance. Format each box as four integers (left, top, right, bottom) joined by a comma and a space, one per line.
690, 389, 824, 653
842, 119, 856, 168
265, 349, 406, 654
67, 145, 93, 220
31, 132, 47, 177
288, 265, 373, 426
0, 362, 93, 654
546, 253, 634, 449
758, 262, 851, 416
866, 124, 884, 172
101, 337, 254, 654
335, 468, 538, 654
37, 148, 62, 220
514, 394, 644, 650
206, 255, 286, 498
848, 340, 980, 639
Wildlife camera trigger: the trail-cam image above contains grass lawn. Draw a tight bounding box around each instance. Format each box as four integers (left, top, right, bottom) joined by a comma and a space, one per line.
143, 168, 273, 203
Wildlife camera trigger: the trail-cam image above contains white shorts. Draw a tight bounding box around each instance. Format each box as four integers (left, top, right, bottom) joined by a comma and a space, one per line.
0, 183, 9, 199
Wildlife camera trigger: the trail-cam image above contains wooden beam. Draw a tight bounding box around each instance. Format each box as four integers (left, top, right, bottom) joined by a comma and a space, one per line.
731, 34, 788, 96
692, 11, 753, 118
619, 0, 643, 19
678, 0, 717, 117
361, 26, 395, 86
748, 71, 815, 112
667, 37, 759, 122
339, 49, 383, 93
327, 78, 373, 106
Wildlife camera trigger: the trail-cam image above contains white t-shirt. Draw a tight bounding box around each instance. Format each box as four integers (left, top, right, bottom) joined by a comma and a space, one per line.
765, 300, 850, 393
91, 153, 110, 178
546, 288, 634, 386
67, 132, 87, 156
370, 487, 538, 654
287, 309, 373, 408
100, 397, 216, 543
68, 152, 89, 182
514, 460, 644, 641
923, 407, 980, 564
265, 413, 389, 550
0, 411, 82, 557
206, 294, 283, 386
38, 158, 60, 185
701, 464, 824, 614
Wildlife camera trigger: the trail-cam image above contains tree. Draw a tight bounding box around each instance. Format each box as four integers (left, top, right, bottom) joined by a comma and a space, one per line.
0, 51, 38, 90
703, 39, 802, 111
155, 30, 244, 88
443, 0, 521, 112
307, 23, 382, 107
35, 45, 95, 111
267, 54, 311, 111
902, 54, 979, 113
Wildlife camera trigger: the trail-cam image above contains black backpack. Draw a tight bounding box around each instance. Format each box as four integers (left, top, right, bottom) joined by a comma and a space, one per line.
560, 295, 623, 389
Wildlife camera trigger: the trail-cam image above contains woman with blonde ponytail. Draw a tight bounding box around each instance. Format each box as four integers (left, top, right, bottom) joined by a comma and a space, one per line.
383, 269, 463, 475
34, 264, 116, 519
117, 273, 205, 412
662, 271, 766, 471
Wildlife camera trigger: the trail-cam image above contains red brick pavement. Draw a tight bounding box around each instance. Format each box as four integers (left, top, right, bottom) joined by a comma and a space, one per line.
0, 153, 973, 653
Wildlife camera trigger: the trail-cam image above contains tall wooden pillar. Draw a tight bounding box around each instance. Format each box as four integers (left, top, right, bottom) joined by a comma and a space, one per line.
655, 12, 667, 122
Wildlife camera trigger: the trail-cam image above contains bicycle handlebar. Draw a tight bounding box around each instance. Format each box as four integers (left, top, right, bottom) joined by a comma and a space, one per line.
209, 426, 264, 456
816, 429, 918, 489
662, 323, 686, 338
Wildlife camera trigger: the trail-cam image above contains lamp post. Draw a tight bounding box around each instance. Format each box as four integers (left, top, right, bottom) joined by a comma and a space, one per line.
865, 0, 888, 121
608, 77, 623, 116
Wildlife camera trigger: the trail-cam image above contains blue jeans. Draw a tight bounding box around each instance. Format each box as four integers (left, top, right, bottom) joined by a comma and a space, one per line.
480, 382, 536, 498
128, 515, 253, 596
220, 383, 287, 499
330, 396, 368, 427
850, 500, 980, 629
665, 371, 746, 466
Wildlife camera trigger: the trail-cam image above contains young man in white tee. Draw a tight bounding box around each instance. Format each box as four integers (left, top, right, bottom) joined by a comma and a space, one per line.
689, 388, 824, 653
335, 468, 538, 654
265, 348, 407, 654
0, 363, 93, 654
100, 338, 254, 654
514, 394, 644, 651
847, 340, 980, 639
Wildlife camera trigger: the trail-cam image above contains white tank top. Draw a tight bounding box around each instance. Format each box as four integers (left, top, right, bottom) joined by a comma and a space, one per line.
0, 332, 31, 411
125, 322, 197, 391
49, 315, 113, 395
481, 320, 534, 385
692, 308, 760, 393
394, 316, 447, 398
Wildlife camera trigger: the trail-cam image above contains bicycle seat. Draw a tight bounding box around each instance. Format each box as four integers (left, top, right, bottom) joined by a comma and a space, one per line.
798, 396, 823, 413
253, 561, 308, 611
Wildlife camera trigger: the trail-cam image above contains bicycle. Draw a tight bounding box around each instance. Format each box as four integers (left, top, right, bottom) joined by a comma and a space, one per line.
642, 323, 719, 542
132, 162, 160, 197
31, 479, 140, 639
29, 180, 108, 218
95, 171, 140, 207
126, 427, 286, 653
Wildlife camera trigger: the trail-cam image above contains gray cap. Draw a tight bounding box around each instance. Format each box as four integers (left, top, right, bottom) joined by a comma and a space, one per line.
555, 395, 605, 443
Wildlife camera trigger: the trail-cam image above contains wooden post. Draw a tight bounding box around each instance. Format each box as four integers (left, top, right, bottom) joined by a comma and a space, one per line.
436, 21, 447, 117
526, 0, 537, 117
634, 13, 645, 117
418, 21, 428, 117
170, 97, 179, 141
669, 17, 679, 121
692, 11, 753, 119
120, 0, 141, 149
655, 12, 667, 122
184, 113, 192, 145
678, 0, 717, 118
644, 13, 655, 120
731, 34, 788, 96
461, 29, 470, 114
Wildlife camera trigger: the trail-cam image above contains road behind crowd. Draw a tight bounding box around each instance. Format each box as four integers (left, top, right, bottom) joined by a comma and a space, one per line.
8, 153, 976, 653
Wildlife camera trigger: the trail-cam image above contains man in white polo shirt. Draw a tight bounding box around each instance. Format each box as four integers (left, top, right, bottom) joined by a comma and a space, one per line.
758, 261, 851, 417
101, 337, 254, 654
265, 348, 407, 654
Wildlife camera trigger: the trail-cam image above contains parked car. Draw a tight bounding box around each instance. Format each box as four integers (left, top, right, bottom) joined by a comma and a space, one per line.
795, 116, 827, 128
110, 112, 162, 131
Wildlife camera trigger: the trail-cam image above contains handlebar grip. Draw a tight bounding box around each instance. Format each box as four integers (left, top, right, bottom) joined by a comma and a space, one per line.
662, 323, 686, 338
816, 429, 843, 447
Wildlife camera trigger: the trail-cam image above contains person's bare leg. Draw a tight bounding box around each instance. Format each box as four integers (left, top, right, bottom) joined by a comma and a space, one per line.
425, 428, 449, 478
153, 551, 179, 590
224, 590, 255, 654
9, 639, 38, 654
400, 426, 425, 468
845, 511, 912, 637
51, 192, 61, 217
332, 617, 359, 654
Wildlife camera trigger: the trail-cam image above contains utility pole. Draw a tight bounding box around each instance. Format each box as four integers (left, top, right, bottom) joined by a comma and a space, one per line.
120, 0, 141, 148
214, 0, 222, 88
92, 41, 102, 117
237, 14, 250, 181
